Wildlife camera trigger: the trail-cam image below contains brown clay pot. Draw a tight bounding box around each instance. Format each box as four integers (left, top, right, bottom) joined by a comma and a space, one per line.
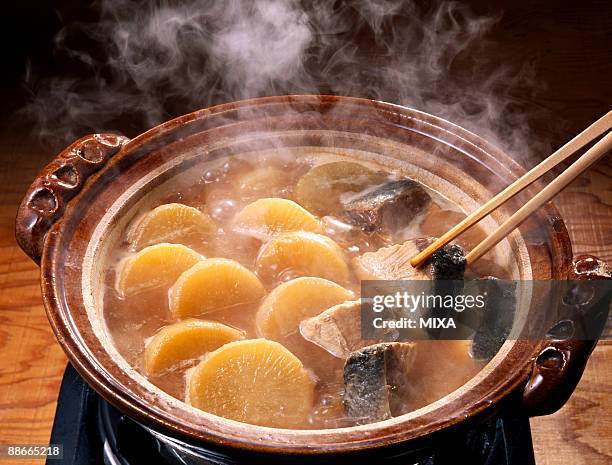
15, 96, 610, 461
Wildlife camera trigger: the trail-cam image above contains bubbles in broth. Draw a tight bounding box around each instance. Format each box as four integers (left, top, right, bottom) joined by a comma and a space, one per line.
103, 150, 510, 429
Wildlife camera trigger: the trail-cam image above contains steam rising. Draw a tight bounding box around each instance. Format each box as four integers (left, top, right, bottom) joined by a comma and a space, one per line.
23, 0, 546, 160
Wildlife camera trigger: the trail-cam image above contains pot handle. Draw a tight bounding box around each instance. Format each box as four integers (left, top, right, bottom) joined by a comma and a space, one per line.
15, 134, 129, 264
522, 255, 611, 416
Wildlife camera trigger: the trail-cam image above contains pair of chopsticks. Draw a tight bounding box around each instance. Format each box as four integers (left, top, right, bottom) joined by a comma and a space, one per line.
410, 110, 612, 267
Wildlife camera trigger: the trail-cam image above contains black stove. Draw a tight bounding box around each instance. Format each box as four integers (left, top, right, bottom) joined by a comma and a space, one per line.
48, 364, 536, 465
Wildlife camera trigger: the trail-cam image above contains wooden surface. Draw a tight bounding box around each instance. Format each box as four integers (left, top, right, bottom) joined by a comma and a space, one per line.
0, 131, 69, 463
0, 121, 609, 464
531, 155, 612, 465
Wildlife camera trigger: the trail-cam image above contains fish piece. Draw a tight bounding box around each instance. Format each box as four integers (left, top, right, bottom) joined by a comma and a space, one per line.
427, 242, 467, 300
353, 239, 466, 339
430, 243, 466, 281
353, 238, 466, 281
344, 344, 391, 423
385, 342, 418, 417
299, 301, 364, 358
300, 300, 412, 358
343, 179, 431, 234
343, 342, 416, 424
427, 243, 467, 337
468, 277, 515, 360
352, 237, 434, 281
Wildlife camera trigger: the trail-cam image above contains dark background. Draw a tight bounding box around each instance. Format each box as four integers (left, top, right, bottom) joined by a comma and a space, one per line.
1, 0, 610, 154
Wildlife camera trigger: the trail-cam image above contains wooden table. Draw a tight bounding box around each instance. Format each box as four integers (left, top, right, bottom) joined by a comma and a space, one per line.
0, 121, 609, 464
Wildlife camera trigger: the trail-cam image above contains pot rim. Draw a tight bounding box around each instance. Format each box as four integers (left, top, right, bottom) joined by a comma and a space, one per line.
39, 95, 573, 454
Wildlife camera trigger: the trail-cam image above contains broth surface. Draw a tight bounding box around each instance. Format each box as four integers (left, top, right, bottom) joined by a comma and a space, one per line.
103, 150, 509, 429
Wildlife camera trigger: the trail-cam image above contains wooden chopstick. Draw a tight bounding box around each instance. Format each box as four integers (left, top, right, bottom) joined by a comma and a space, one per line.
465, 130, 612, 264
410, 110, 612, 267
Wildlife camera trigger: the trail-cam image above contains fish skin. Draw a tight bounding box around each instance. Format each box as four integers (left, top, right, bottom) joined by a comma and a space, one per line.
343, 179, 431, 234
343, 342, 416, 424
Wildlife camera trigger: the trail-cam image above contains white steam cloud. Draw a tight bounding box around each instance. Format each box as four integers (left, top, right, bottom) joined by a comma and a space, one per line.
23, 0, 548, 161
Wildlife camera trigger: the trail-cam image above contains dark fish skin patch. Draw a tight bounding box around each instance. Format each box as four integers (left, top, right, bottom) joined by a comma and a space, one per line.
343, 342, 416, 424
343, 179, 431, 233
430, 244, 466, 281
343, 344, 391, 424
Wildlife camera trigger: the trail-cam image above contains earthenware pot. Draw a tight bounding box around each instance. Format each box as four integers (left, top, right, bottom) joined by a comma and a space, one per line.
15, 95, 610, 462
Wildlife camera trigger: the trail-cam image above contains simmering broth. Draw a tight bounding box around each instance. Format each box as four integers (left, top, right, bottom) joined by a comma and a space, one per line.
103, 150, 510, 429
